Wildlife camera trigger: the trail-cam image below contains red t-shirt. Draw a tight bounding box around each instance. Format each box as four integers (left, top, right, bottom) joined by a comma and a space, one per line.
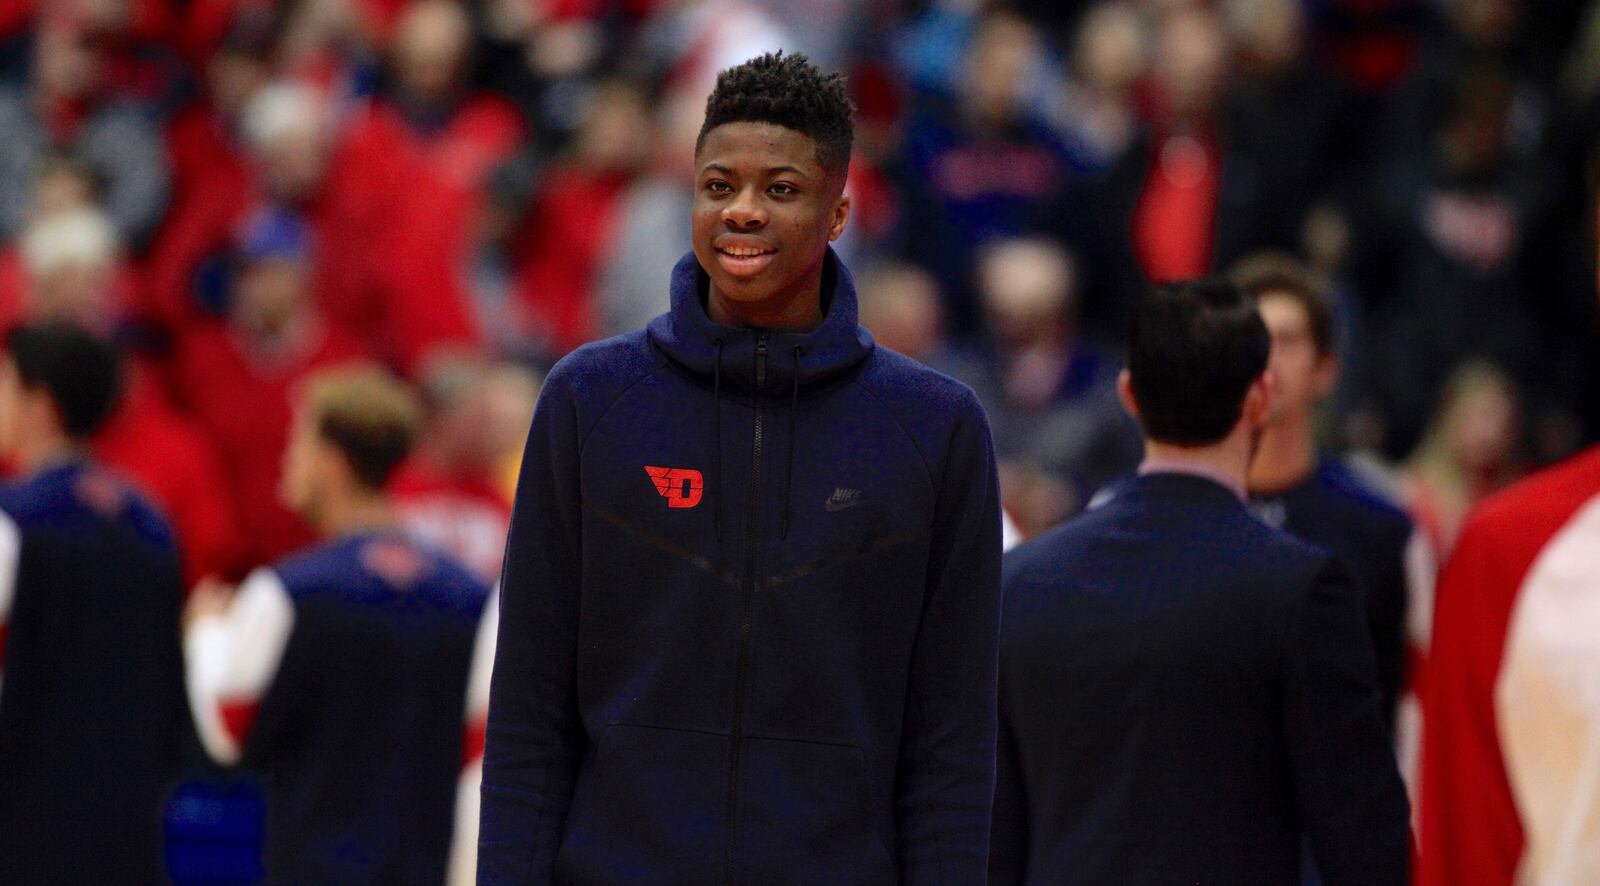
93, 364, 240, 584
1418, 447, 1600, 885
1131, 129, 1221, 284
173, 321, 367, 570
354, 96, 523, 371
142, 108, 256, 334
514, 166, 632, 356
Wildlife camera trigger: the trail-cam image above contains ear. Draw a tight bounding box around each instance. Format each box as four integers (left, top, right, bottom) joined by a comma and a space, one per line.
310, 435, 351, 489
1116, 369, 1140, 422
1242, 371, 1275, 427
827, 191, 852, 242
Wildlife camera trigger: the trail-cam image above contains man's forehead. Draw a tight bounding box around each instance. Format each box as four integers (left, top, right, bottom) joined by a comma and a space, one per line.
696, 121, 825, 172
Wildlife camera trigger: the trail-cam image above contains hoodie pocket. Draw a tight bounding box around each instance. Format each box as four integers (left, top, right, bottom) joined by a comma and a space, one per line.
554, 723, 726, 885
738, 737, 896, 885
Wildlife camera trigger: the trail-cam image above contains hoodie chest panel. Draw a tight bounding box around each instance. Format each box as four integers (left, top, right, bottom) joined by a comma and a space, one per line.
742, 383, 941, 746
573, 371, 753, 729
572, 372, 937, 728
762, 382, 937, 585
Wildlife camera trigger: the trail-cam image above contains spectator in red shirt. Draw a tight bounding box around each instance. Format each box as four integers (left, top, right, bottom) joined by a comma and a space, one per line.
146, 6, 274, 331
359, 0, 526, 373
381, 0, 524, 200
513, 79, 652, 356
174, 206, 365, 571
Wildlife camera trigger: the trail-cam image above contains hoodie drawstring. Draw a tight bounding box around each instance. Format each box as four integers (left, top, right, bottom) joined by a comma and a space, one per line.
780, 346, 803, 540
711, 339, 725, 542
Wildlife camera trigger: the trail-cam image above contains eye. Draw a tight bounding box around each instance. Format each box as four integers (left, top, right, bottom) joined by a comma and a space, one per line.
768, 182, 797, 196
704, 179, 732, 194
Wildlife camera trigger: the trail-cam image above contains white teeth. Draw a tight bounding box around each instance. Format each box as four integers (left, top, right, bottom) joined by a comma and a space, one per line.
721, 247, 768, 257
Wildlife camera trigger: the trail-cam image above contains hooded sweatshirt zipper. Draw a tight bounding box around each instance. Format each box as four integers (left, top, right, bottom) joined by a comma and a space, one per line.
725, 332, 766, 885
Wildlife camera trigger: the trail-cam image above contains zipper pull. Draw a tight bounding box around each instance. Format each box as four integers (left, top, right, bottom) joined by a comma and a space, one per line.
755, 334, 768, 388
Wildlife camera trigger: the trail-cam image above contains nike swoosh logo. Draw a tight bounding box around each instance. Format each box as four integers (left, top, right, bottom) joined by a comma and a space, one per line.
825, 489, 863, 512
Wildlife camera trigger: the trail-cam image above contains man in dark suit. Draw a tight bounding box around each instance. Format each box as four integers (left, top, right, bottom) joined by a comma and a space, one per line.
990, 279, 1410, 885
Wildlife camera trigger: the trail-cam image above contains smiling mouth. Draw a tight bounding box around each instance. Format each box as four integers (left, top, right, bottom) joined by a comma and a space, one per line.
714, 245, 777, 276
716, 245, 775, 258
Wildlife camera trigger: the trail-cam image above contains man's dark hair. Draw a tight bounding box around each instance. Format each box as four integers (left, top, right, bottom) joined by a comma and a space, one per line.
5, 321, 123, 439
696, 51, 855, 173
1229, 252, 1335, 356
1127, 279, 1270, 446
303, 365, 423, 491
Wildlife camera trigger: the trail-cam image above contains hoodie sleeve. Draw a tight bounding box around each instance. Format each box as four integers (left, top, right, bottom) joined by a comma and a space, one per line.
478, 374, 586, 885
987, 702, 1028, 885
895, 390, 1002, 884
1284, 557, 1413, 886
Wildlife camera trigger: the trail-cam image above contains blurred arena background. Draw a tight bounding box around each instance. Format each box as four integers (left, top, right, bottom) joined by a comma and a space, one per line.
1, 0, 1598, 881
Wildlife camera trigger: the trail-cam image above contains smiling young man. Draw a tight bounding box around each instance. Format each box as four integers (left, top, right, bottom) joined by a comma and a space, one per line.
477, 53, 1002, 884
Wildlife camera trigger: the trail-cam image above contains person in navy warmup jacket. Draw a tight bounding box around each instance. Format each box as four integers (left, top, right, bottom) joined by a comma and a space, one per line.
478, 52, 1002, 885
991, 279, 1410, 885
1232, 253, 1416, 728
0, 322, 188, 884
184, 366, 491, 884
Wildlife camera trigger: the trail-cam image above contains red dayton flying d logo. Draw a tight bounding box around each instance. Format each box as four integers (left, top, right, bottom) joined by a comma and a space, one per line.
644, 466, 704, 508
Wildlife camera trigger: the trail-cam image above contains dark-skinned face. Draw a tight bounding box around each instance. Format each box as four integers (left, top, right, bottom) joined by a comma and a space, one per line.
691, 121, 850, 330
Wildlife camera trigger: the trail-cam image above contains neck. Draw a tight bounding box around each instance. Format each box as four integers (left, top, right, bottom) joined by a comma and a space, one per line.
707, 260, 826, 332
315, 490, 397, 539
1248, 414, 1318, 494
1141, 433, 1253, 500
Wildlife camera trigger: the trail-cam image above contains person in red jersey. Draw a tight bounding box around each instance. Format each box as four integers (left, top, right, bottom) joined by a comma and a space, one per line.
1416, 208, 1600, 885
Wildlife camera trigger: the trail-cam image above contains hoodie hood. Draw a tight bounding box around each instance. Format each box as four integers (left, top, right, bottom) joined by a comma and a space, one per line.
648, 248, 875, 394
648, 247, 876, 541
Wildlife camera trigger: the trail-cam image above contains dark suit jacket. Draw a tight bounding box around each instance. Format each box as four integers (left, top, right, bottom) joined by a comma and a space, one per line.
991, 472, 1410, 885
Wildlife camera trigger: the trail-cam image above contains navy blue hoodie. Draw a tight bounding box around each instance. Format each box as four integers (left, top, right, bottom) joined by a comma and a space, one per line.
0, 461, 187, 884
479, 250, 1001, 885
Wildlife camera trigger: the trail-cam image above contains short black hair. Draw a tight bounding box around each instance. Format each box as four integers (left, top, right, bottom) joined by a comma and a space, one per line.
1229, 252, 1336, 356
302, 365, 423, 491
5, 321, 123, 439
696, 51, 854, 173
1127, 279, 1270, 446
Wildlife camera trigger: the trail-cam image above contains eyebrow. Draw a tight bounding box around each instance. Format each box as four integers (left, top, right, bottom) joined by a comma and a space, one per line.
700, 163, 810, 178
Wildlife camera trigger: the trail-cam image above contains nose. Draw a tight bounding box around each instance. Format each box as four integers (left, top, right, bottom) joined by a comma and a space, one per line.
722, 187, 766, 229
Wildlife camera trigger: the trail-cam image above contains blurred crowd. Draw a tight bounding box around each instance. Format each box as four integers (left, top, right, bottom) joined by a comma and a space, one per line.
0, 0, 1598, 880
3, 0, 1600, 583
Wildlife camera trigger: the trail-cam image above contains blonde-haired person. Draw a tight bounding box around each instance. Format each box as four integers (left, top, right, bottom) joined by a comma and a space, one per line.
1401, 360, 1525, 565
183, 365, 493, 884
